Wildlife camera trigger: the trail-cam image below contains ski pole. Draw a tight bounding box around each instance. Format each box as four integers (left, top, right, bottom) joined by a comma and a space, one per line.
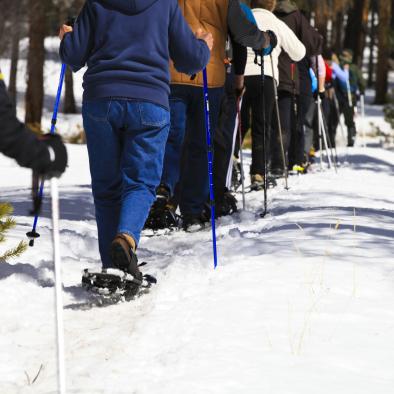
236, 97, 246, 210
317, 98, 336, 172
270, 54, 289, 190
202, 68, 218, 269
361, 93, 366, 148
26, 63, 66, 246
51, 177, 66, 394
254, 52, 268, 217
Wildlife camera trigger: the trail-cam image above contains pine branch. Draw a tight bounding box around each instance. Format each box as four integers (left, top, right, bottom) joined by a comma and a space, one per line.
0, 240, 28, 261
0, 217, 16, 235
0, 202, 13, 218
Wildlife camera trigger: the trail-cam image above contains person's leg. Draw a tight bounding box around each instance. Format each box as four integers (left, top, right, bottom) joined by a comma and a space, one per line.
118, 101, 170, 244
248, 75, 264, 176
180, 86, 224, 217
160, 86, 188, 196
213, 84, 237, 201
83, 99, 123, 268
271, 91, 292, 174
299, 94, 315, 161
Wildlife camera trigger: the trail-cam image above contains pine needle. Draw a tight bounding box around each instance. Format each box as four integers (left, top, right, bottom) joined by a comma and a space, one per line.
0, 241, 28, 261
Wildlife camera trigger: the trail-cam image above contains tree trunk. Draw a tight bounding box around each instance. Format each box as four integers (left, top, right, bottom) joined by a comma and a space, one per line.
367, 0, 378, 87
343, 0, 369, 66
8, 0, 22, 105
333, 11, 344, 54
375, 0, 392, 104
314, 2, 328, 43
25, 0, 46, 130
59, 0, 78, 114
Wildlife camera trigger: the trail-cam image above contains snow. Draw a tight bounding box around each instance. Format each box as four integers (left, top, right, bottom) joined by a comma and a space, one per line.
1, 37, 394, 394
1, 142, 394, 393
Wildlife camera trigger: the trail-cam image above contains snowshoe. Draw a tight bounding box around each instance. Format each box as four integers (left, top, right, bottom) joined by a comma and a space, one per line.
247, 174, 277, 192
216, 192, 238, 218
231, 159, 243, 191
145, 185, 180, 231
82, 267, 157, 303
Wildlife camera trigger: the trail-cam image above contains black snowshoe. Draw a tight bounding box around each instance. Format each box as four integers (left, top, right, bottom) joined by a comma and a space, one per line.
82, 265, 157, 304
144, 185, 180, 232
216, 191, 238, 218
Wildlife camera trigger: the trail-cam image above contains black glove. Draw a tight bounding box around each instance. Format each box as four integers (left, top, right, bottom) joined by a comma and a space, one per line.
39, 134, 68, 179
266, 30, 277, 50
313, 90, 325, 101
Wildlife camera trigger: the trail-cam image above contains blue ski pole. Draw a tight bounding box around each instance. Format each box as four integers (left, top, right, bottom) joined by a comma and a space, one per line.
26, 63, 67, 247
202, 69, 218, 269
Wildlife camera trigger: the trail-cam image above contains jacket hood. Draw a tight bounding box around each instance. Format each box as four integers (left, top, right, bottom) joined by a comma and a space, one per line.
99, 0, 159, 14
274, 0, 298, 14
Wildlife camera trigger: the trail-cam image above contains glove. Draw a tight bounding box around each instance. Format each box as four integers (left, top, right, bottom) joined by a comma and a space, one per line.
262, 30, 278, 56
39, 133, 68, 179
309, 68, 318, 93
313, 90, 325, 101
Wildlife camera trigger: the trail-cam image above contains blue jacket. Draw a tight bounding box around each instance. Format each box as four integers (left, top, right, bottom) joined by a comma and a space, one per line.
59, 0, 210, 109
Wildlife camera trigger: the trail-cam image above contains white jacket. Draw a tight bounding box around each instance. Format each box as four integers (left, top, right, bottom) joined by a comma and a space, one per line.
244, 9, 306, 84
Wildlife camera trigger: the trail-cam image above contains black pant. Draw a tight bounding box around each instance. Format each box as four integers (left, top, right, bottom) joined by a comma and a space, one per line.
335, 87, 356, 145
213, 72, 237, 202
271, 90, 293, 171
322, 93, 339, 149
240, 75, 275, 175
297, 94, 315, 161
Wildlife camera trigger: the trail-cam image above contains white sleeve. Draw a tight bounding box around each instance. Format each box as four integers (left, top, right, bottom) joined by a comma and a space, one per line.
278, 18, 306, 62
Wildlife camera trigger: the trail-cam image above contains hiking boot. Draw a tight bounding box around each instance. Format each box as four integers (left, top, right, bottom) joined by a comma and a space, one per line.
182, 213, 206, 233
250, 174, 265, 191
111, 233, 142, 281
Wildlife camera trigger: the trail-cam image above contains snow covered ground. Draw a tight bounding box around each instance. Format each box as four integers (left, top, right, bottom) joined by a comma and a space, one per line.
1, 37, 394, 394
1, 141, 394, 393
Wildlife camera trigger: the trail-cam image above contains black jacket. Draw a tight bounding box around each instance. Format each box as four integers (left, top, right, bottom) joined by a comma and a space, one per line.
274, 0, 322, 94
0, 71, 51, 172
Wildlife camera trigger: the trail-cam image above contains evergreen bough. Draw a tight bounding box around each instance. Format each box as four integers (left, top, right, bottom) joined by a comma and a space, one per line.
0, 203, 27, 261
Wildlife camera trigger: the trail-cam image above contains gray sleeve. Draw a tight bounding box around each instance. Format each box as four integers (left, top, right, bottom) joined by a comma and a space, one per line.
227, 0, 267, 50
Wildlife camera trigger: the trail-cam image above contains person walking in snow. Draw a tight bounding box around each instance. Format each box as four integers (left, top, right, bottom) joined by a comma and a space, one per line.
59, 0, 212, 280
335, 49, 366, 147
270, 0, 323, 178
0, 69, 67, 179
151, 0, 277, 232
237, 0, 305, 190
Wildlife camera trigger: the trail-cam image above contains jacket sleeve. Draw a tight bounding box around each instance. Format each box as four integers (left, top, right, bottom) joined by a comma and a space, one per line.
232, 41, 247, 75
59, 1, 95, 72
0, 81, 50, 171
227, 0, 268, 50
168, 1, 210, 75
278, 19, 305, 62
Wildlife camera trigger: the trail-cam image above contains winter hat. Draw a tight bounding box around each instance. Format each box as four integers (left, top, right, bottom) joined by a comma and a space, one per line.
251, 0, 277, 11
340, 49, 353, 64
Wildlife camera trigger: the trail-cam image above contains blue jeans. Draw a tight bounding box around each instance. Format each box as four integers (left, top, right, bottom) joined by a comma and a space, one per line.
83, 99, 170, 268
161, 84, 223, 215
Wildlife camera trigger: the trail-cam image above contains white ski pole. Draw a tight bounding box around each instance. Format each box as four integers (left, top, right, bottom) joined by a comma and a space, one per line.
51, 178, 66, 394
318, 99, 336, 172
361, 94, 366, 148
236, 97, 246, 210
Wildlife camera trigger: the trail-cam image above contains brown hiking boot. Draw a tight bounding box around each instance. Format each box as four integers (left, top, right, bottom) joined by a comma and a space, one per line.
111, 234, 142, 282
